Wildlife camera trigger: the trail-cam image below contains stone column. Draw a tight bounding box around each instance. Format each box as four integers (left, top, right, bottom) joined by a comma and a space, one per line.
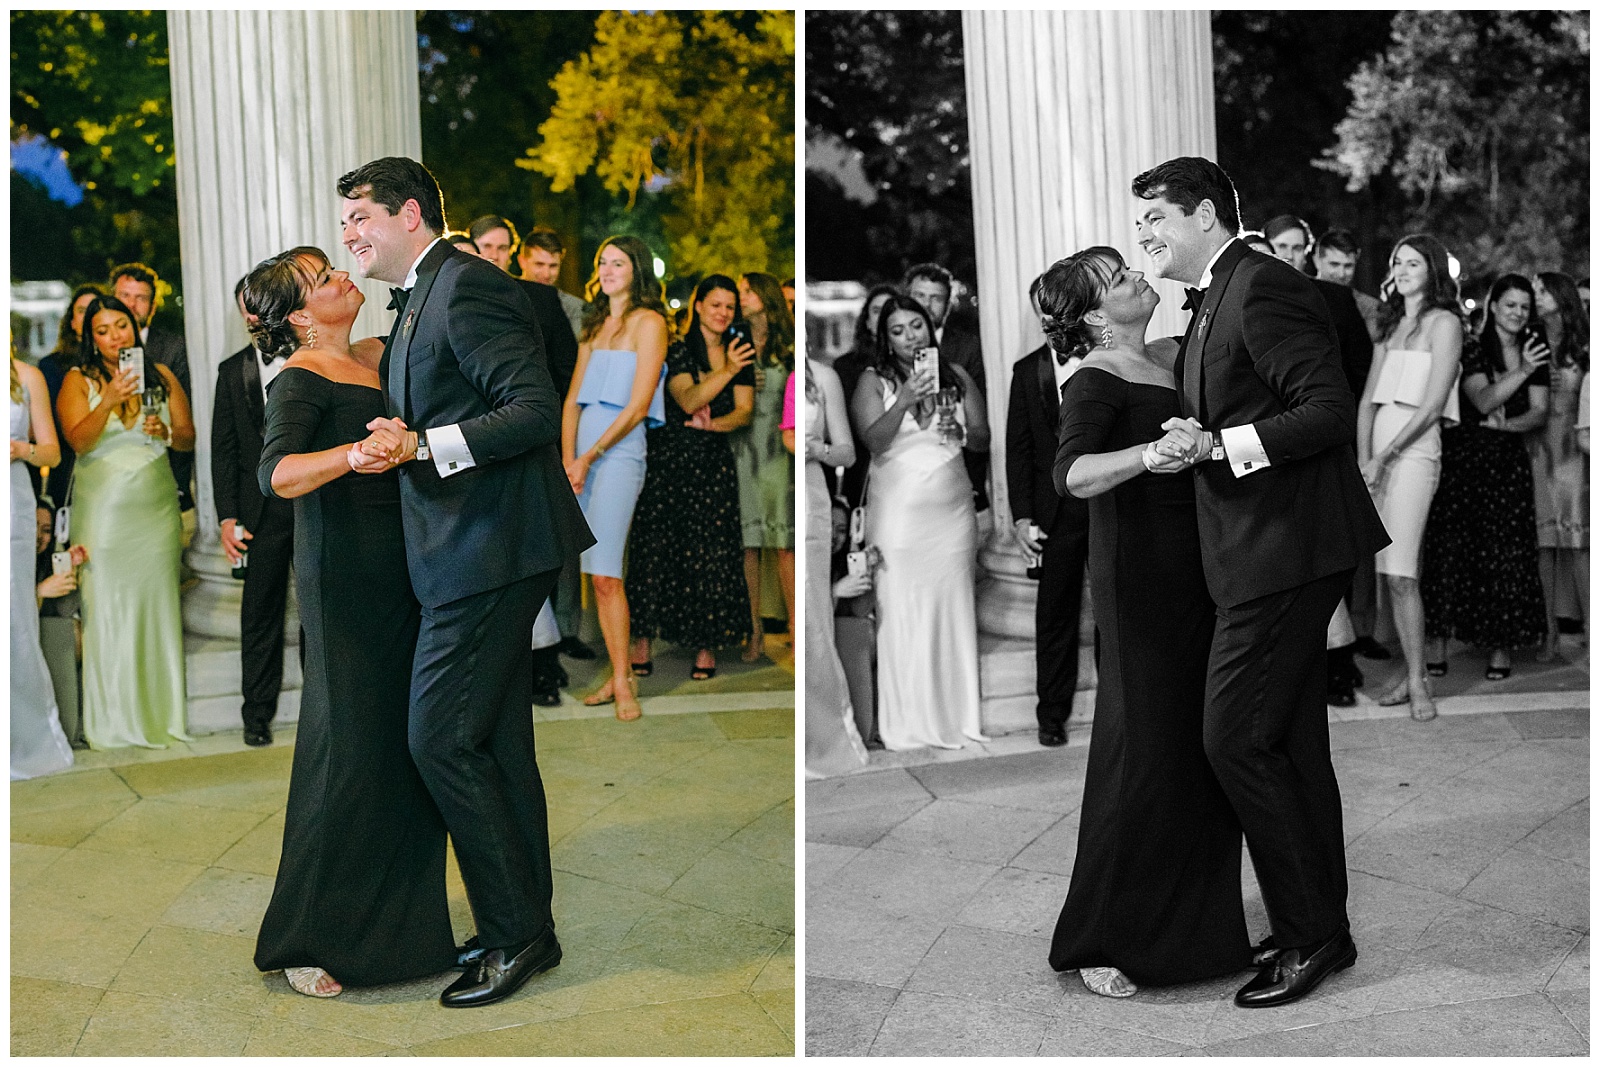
962, 10, 1215, 733
168, 10, 421, 731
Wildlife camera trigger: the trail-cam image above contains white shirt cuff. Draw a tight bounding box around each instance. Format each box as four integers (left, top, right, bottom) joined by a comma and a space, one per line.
426, 423, 476, 478
1219, 423, 1271, 478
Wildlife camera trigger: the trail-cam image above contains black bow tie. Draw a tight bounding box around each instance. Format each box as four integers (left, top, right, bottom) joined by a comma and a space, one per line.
1054, 350, 1072, 367
259, 349, 285, 366
1182, 287, 1207, 313
388, 287, 411, 313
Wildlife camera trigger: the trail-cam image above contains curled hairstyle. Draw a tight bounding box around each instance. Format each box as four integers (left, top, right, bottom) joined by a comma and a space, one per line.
75, 295, 159, 397
578, 235, 671, 344
851, 283, 901, 356
1131, 156, 1241, 235
871, 292, 962, 400
52, 283, 105, 358
742, 271, 794, 371
337, 156, 446, 235
240, 247, 328, 361
682, 273, 741, 374
1376, 234, 1461, 342
1034, 247, 1123, 359
1535, 271, 1588, 371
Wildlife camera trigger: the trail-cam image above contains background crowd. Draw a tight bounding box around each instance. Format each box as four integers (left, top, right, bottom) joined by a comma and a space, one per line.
804, 211, 1589, 777
10, 209, 800, 774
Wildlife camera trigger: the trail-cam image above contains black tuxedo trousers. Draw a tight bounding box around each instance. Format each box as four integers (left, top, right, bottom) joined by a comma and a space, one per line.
1203, 567, 1352, 949
408, 566, 561, 948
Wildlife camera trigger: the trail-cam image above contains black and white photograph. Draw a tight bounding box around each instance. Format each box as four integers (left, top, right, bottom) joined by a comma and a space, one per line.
803, 9, 1589, 1056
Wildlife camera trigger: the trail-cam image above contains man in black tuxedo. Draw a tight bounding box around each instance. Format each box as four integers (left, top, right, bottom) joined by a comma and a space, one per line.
907, 262, 990, 509
1133, 157, 1388, 1009
211, 277, 296, 747
337, 156, 594, 1009
1005, 275, 1090, 747
113, 262, 195, 510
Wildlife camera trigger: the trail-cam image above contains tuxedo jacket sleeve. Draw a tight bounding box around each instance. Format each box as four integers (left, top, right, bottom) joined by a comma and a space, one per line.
210, 346, 268, 530
1005, 345, 1064, 531
388, 244, 594, 608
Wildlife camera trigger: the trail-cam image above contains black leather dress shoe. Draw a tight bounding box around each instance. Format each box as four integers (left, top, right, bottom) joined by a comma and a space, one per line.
1038, 726, 1067, 747
558, 637, 597, 660
1235, 928, 1356, 1008
454, 935, 487, 969
440, 929, 562, 1008
244, 725, 273, 747
531, 681, 561, 707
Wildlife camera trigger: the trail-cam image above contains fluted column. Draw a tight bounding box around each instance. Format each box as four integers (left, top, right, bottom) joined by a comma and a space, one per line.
168, 10, 420, 728
962, 10, 1214, 728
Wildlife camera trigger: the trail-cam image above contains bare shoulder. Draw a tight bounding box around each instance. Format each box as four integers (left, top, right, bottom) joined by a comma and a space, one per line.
811, 359, 842, 392
14, 358, 46, 391
1147, 336, 1180, 364
1422, 307, 1463, 341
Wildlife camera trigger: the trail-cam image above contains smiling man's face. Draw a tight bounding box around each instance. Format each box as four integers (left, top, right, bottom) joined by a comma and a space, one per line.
340, 189, 418, 285
1135, 191, 1213, 285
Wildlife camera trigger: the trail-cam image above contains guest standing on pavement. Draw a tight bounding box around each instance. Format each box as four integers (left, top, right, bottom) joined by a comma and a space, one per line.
833, 283, 899, 512
1421, 274, 1549, 679
39, 284, 103, 507
1357, 234, 1464, 721
1528, 271, 1589, 655
212, 276, 297, 746
1006, 273, 1090, 748
111, 262, 194, 511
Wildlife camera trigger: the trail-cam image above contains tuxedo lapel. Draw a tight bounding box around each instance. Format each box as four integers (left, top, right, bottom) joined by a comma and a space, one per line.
1182, 241, 1248, 423
1036, 348, 1059, 427
386, 241, 455, 421
241, 348, 265, 433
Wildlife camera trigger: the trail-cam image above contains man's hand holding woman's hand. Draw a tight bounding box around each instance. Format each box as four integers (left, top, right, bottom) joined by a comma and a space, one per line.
350, 416, 412, 473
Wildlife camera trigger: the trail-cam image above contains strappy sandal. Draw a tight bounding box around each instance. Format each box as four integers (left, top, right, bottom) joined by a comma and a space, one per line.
1079, 966, 1136, 998
740, 632, 765, 663
614, 675, 642, 722
285, 967, 341, 997
690, 651, 717, 681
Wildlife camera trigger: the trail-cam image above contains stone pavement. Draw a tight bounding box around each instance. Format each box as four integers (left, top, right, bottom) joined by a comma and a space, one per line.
12, 637, 795, 1057
805, 639, 1588, 1056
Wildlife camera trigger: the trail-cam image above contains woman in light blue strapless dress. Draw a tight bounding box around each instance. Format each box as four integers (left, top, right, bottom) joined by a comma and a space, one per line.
561, 236, 668, 722
55, 295, 193, 749
11, 354, 74, 780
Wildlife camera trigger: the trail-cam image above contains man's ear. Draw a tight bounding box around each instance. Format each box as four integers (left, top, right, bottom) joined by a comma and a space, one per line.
1195, 198, 1217, 232
401, 199, 423, 231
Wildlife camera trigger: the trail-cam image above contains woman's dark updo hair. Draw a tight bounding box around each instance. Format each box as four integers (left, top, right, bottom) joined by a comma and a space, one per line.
1034, 246, 1122, 359
869, 292, 962, 400
241, 246, 328, 361
75, 295, 159, 397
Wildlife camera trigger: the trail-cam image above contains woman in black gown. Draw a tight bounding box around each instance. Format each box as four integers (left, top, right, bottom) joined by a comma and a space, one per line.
626, 275, 757, 677
246, 247, 455, 997
1041, 247, 1251, 998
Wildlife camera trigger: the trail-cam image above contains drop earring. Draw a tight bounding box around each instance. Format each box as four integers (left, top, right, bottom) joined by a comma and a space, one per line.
1099, 324, 1114, 347
305, 325, 318, 349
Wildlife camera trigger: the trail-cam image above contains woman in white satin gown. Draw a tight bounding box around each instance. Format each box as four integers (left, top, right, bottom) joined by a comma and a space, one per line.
849, 293, 989, 751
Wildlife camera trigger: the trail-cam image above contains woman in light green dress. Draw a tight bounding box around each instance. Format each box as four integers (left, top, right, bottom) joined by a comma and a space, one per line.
730, 272, 796, 660
57, 296, 193, 749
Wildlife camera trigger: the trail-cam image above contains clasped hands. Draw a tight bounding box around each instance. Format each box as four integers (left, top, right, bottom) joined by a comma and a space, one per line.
348, 416, 416, 473
1146, 416, 1210, 473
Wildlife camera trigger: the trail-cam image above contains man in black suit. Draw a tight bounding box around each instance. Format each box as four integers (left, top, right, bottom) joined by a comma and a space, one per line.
112, 262, 194, 511
906, 262, 989, 508
1005, 275, 1090, 747
1133, 157, 1388, 1009
211, 277, 296, 747
337, 156, 594, 1009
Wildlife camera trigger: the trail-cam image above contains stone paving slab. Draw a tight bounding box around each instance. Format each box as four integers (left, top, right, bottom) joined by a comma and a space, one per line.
805, 705, 1589, 1056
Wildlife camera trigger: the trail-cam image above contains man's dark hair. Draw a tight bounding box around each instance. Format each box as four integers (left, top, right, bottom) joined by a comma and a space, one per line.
1130, 156, 1241, 235
903, 262, 954, 293
1315, 228, 1361, 258
468, 214, 518, 246
520, 227, 565, 257
1263, 214, 1312, 245
337, 156, 446, 234
781, 277, 795, 289
444, 232, 479, 252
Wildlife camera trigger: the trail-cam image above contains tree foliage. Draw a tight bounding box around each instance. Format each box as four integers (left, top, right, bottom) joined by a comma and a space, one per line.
1320, 11, 1590, 286
804, 10, 973, 286
528, 10, 794, 281
10, 10, 181, 290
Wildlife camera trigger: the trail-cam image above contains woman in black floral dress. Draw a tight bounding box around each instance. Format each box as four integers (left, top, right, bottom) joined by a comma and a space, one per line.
627, 275, 757, 678
1421, 274, 1550, 677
